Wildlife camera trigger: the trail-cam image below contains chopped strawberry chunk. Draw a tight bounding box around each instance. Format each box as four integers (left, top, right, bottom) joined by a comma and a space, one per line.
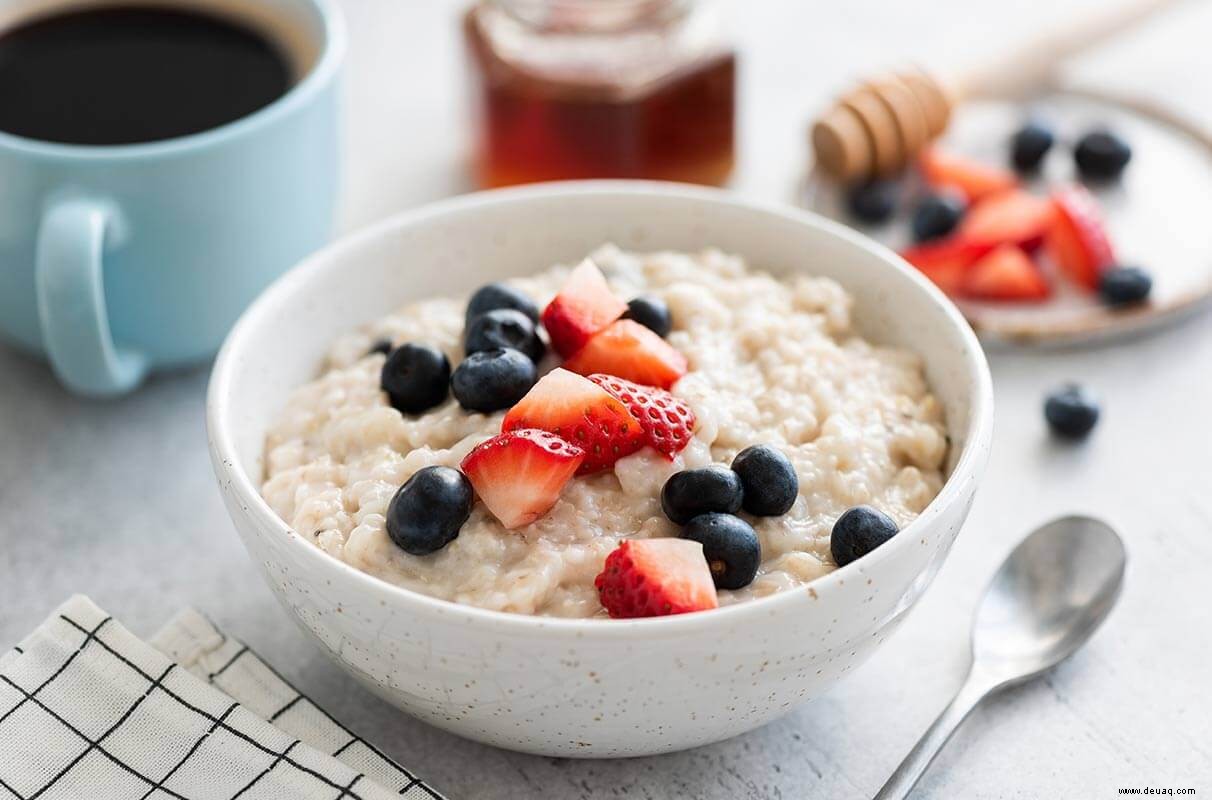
588, 374, 696, 458
460, 429, 585, 529
595, 539, 719, 618
1045, 185, 1115, 291
900, 238, 992, 296
958, 189, 1055, 250
920, 148, 1018, 203
541, 259, 627, 357
502, 368, 644, 474
563, 320, 688, 389
962, 244, 1051, 302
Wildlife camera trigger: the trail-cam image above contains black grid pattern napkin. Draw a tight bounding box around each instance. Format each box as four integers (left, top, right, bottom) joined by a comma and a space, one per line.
0, 596, 445, 800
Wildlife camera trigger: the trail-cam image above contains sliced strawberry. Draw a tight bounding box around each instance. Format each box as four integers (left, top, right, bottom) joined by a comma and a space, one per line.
564, 320, 688, 389
920, 148, 1018, 202
502, 368, 644, 474
961, 244, 1051, 302
958, 189, 1054, 250
588, 374, 696, 458
1045, 185, 1115, 291
460, 428, 585, 529
900, 238, 992, 296
541, 259, 627, 358
595, 538, 719, 618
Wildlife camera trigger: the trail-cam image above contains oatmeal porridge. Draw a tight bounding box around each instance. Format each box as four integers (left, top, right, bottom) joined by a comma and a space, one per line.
262, 245, 948, 618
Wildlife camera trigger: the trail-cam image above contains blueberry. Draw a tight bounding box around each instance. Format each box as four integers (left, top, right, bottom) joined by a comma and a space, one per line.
465, 308, 545, 363
731, 445, 798, 516
1074, 129, 1131, 180
623, 295, 673, 338
911, 192, 966, 242
367, 338, 393, 357
845, 179, 899, 224
386, 466, 473, 555
380, 343, 451, 415
1044, 384, 1100, 439
1010, 120, 1054, 172
830, 505, 899, 567
681, 513, 761, 590
1099, 266, 1152, 307
450, 348, 536, 413
660, 466, 744, 525
465, 282, 540, 326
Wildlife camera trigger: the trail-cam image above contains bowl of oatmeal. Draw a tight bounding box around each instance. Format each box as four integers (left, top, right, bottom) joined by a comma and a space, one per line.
207, 181, 992, 757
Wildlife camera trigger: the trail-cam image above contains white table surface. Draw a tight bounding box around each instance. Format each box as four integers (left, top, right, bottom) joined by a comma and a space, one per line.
3, 1, 1211, 797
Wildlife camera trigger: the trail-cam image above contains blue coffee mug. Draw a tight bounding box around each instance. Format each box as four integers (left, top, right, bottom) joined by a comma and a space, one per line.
0, 0, 344, 397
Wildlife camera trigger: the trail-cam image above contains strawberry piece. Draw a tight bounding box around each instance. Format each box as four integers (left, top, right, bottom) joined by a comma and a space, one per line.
1045, 185, 1115, 291
920, 148, 1018, 202
595, 539, 719, 618
564, 320, 688, 389
900, 238, 992, 296
460, 428, 585, 529
588, 374, 696, 458
541, 259, 627, 358
962, 244, 1051, 302
958, 189, 1054, 250
502, 368, 644, 474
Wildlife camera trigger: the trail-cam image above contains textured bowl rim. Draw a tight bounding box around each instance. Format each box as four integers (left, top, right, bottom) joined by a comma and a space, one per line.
206, 180, 994, 639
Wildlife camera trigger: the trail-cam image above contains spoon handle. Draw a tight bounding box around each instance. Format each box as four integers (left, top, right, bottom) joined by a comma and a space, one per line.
873, 673, 991, 800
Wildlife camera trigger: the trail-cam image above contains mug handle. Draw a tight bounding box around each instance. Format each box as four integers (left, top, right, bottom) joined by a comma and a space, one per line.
35, 198, 148, 397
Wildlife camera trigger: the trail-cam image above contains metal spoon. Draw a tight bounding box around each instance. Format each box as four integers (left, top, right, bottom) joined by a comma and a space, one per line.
874, 515, 1127, 800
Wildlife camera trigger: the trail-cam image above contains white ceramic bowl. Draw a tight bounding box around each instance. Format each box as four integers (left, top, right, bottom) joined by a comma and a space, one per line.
207, 182, 993, 758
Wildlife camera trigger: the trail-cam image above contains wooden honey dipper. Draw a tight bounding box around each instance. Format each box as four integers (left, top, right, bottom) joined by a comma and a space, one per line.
811, 0, 1183, 182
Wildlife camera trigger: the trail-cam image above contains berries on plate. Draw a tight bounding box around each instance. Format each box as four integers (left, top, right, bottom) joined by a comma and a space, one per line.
386, 466, 473, 555
589, 374, 695, 458
920, 147, 1018, 202
1046, 185, 1115, 290
1099, 266, 1152, 307
680, 513, 761, 590
380, 342, 451, 415
594, 538, 719, 618
962, 244, 1051, 302
564, 319, 688, 389
623, 295, 673, 338
660, 466, 744, 525
830, 505, 899, 567
464, 308, 545, 363
846, 179, 899, 224
460, 428, 585, 528
541, 259, 627, 357
731, 444, 798, 516
911, 192, 967, 242
502, 368, 644, 474
465, 281, 540, 326
450, 348, 536, 413
900, 238, 992, 296
1044, 384, 1100, 440
957, 189, 1054, 250
1009, 120, 1054, 172
1074, 129, 1132, 181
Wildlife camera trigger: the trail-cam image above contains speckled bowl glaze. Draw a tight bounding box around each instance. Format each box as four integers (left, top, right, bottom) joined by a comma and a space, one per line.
207, 182, 993, 757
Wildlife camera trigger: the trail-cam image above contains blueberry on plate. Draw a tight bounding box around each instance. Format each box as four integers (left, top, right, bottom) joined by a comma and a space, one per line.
1099, 266, 1152, 307
465, 282, 540, 326
681, 513, 762, 590
660, 466, 744, 525
731, 444, 798, 516
1074, 129, 1132, 181
464, 308, 545, 363
450, 347, 536, 413
380, 343, 451, 415
911, 192, 966, 242
623, 295, 673, 338
1044, 384, 1100, 439
845, 179, 899, 224
367, 338, 393, 357
1010, 120, 1055, 172
830, 505, 899, 567
386, 466, 473, 555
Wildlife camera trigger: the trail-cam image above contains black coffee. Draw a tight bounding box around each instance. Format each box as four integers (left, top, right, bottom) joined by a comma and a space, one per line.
0, 5, 291, 145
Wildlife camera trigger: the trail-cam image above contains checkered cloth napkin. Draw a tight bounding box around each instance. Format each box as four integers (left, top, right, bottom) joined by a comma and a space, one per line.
0, 596, 445, 800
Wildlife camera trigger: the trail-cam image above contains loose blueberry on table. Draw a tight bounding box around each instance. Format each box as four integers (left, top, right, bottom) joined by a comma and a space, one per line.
680, 512, 761, 590
380, 342, 451, 414
386, 466, 474, 555
1074, 128, 1132, 181
846, 179, 899, 224
830, 505, 899, 567
1099, 266, 1152, 307
1044, 384, 1100, 440
911, 192, 967, 242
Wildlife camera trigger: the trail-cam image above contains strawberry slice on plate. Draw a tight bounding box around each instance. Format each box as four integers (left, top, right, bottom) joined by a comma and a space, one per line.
900, 238, 992, 297
958, 189, 1055, 250
595, 538, 719, 618
1045, 185, 1115, 291
502, 368, 645, 474
461, 428, 585, 529
920, 147, 1018, 203
962, 244, 1051, 302
564, 319, 688, 389
541, 259, 627, 357
588, 374, 696, 458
